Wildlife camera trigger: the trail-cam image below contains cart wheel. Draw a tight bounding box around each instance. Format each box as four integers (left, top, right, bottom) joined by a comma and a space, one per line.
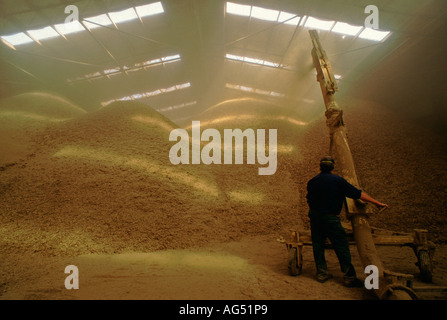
418, 250, 433, 283
288, 247, 302, 276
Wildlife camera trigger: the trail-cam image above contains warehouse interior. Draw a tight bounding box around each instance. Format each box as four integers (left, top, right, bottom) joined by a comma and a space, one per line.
1, 0, 446, 129
0, 0, 446, 300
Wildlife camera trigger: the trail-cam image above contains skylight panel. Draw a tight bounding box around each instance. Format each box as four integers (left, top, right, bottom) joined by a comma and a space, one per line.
358, 27, 391, 42
263, 60, 280, 68
226, 54, 244, 61
176, 82, 191, 89
140, 59, 158, 66
270, 91, 285, 98
158, 101, 196, 112
226, 54, 281, 68
331, 22, 363, 36
146, 89, 161, 97
160, 106, 174, 111
83, 14, 113, 29
132, 93, 146, 100
104, 68, 120, 74
1, 32, 34, 46
108, 8, 138, 24
136, 60, 152, 67
149, 58, 162, 65
135, 54, 181, 68
142, 82, 191, 98
129, 67, 143, 73
163, 59, 177, 65
255, 88, 270, 95
162, 86, 177, 93
226, 2, 251, 17
102, 81, 190, 107
54, 20, 85, 35
101, 99, 115, 107
244, 57, 264, 65
66, 54, 182, 81
85, 72, 102, 79
226, 83, 239, 90
278, 12, 300, 26
226, 82, 286, 98
304, 16, 335, 31
250, 6, 279, 22
135, 2, 164, 18
239, 85, 254, 92
27, 26, 60, 40
162, 54, 181, 62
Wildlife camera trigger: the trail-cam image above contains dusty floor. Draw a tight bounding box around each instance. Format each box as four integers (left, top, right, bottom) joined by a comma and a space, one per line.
1, 234, 446, 300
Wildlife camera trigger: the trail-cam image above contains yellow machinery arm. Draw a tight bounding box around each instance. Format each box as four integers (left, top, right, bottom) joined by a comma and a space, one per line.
310, 30, 338, 96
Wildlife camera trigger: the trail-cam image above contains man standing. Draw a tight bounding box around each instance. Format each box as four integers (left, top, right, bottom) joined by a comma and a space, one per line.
306, 156, 388, 287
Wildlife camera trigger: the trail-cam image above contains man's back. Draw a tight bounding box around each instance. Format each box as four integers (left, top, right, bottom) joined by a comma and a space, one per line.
306, 172, 361, 215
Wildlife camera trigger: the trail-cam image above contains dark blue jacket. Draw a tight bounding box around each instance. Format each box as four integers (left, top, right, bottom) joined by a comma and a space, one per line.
306, 172, 362, 215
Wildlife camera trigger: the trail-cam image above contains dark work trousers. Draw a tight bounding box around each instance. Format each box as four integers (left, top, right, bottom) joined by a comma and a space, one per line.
309, 212, 357, 280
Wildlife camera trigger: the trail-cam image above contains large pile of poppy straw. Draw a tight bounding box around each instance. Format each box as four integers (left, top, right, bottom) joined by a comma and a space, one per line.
0, 93, 445, 259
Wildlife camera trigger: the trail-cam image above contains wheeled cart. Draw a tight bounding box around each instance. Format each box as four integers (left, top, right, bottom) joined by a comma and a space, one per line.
279, 224, 436, 284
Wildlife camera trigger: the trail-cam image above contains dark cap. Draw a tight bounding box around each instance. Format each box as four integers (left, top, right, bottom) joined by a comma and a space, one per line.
320, 156, 335, 172
320, 156, 335, 165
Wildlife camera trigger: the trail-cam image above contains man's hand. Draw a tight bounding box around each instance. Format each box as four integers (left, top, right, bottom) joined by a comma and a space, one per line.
360, 192, 388, 211
375, 202, 388, 209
